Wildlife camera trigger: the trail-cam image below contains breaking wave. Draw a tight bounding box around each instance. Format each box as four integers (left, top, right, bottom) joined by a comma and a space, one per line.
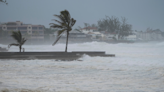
0, 41, 164, 91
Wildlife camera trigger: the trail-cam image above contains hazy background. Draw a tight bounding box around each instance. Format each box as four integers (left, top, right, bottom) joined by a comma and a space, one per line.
0, 0, 164, 31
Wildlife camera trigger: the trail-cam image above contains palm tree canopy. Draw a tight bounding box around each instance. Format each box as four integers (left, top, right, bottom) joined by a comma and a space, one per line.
50, 10, 76, 46
50, 10, 76, 36
8, 31, 26, 48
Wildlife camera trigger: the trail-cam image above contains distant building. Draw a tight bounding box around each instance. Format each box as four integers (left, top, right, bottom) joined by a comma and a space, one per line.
58, 30, 88, 38
88, 31, 105, 40
53, 30, 92, 43
136, 30, 163, 41
69, 30, 87, 38
125, 35, 137, 41
0, 21, 45, 39
80, 27, 105, 40
80, 27, 98, 34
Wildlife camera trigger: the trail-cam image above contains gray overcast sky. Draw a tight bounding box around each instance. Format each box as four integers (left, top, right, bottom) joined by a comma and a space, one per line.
0, 0, 164, 31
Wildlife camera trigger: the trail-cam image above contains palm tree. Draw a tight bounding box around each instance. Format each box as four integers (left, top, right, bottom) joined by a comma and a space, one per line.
50, 10, 76, 52
8, 31, 27, 52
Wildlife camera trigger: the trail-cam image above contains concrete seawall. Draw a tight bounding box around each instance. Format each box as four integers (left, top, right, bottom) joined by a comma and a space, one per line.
0, 51, 115, 60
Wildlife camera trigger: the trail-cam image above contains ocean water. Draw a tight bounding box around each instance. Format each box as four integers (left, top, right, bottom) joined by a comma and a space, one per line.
0, 41, 164, 92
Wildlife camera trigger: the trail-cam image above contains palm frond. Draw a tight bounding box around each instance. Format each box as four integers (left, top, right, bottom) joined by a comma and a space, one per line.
70, 18, 76, 27
57, 29, 66, 36
51, 19, 62, 24
11, 32, 19, 42
21, 38, 27, 45
52, 35, 62, 46
49, 23, 64, 29
8, 43, 19, 48
51, 19, 67, 26
61, 10, 71, 25
54, 14, 66, 23
11, 31, 22, 44
18, 31, 22, 40
75, 29, 81, 32
52, 29, 66, 46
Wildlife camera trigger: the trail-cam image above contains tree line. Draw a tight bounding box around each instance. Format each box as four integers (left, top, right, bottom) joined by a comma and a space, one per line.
80, 16, 132, 40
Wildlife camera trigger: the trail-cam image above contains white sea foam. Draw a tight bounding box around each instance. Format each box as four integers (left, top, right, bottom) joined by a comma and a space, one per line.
0, 41, 164, 92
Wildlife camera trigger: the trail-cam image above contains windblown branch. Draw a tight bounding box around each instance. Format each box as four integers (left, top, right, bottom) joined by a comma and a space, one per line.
8, 43, 19, 48
52, 35, 62, 46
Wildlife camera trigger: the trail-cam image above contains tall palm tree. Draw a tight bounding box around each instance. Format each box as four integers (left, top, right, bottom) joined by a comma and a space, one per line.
50, 10, 76, 52
8, 31, 27, 52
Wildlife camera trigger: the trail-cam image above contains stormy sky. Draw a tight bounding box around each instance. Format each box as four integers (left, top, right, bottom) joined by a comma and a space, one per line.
0, 0, 164, 31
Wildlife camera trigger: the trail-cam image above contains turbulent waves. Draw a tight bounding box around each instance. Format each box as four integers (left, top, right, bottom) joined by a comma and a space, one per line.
0, 42, 164, 92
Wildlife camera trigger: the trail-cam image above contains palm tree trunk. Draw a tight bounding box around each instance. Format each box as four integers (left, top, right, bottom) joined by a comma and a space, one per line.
65, 31, 69, 52
19, 45, 21, 52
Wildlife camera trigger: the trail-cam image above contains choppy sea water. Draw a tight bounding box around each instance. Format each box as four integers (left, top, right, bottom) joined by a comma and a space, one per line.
0, 41, 164, 92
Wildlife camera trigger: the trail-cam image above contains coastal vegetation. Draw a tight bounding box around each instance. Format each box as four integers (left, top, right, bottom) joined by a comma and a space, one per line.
76, 16, 133, 40
96, 16, 132, 40
8, 31, 27, 52
50, 10, 76, 52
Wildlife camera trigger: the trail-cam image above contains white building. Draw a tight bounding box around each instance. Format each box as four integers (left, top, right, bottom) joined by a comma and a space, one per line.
136, 31, 163, 41
0, 21, 45, 39
54, 30, 87, 38
125, 35, 137, 41
80, 27, 98, 34
80, 27, 105, 40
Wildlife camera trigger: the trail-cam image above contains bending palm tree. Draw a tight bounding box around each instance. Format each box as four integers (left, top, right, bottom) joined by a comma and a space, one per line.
8, 31, 27, 52
50, 10, 76, 52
